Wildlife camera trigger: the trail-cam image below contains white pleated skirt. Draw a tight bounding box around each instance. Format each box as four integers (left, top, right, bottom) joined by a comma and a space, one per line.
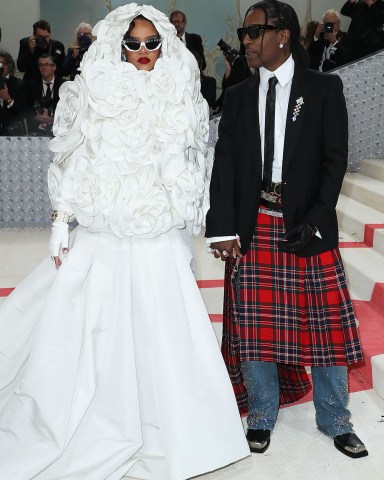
0, 227, 249, 480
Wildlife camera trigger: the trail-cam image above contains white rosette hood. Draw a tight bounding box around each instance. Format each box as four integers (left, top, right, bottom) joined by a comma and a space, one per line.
48, 3, 213, 238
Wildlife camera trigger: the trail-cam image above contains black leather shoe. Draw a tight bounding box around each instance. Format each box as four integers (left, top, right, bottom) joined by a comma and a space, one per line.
334, 433, 368, 458
246, 429, 271, 453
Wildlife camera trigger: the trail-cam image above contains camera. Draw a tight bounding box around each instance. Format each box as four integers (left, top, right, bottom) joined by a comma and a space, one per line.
217, 39, 240, 65
33, 97, 53, 115
35, 36, 48, 49
324, 22, 334, 33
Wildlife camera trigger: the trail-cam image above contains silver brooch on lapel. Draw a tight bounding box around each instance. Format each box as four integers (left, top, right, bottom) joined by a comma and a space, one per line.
292, 97, 304, 122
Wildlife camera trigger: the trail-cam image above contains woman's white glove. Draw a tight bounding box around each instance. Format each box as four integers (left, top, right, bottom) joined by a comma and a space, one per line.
49, 221, 69, 268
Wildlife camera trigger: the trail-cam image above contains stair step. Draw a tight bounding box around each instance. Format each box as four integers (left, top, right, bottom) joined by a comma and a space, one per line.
341, 173, 384, 214
350, 300, 384, 391
372, 354, 384, 400
340, 247, 384, 300
337, 194, 384, 243
359, 158, 384, 181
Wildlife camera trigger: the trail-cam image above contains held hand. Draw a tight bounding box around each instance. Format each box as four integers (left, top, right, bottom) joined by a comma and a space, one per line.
71, 46, 80, 59
28, 36, 36, 52
0, 83, 9, 100
277, 222, 316, 254
209, 239, 242, 262
49, 221, 69, 269
35, 108, 54, 124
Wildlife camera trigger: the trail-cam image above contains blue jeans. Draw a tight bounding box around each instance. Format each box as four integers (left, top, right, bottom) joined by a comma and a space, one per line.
242, 361, 354, 437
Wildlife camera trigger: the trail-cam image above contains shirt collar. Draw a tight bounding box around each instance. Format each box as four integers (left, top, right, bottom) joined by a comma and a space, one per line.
259, 54, 294, 91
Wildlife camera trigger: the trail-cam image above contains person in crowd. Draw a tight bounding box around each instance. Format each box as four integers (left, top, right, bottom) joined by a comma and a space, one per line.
341, 0, 384, 59
169, 10, 206, 68
27, 53, 65, 135
308, 9, 352, 71
17, 19, 65, 82
206, 0, 368, 459
192, 49, 216, 109
0, 50, 27, 135
303, 20, 319, 51
59, 22, 93, 80
214, 44, 253, 112
0, 4, 249, 479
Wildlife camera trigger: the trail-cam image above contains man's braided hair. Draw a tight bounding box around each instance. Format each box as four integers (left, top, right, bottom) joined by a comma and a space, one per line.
245, 0, 308, 66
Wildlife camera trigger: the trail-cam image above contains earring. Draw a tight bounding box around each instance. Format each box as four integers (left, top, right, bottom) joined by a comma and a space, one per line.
279, 43, 284, 49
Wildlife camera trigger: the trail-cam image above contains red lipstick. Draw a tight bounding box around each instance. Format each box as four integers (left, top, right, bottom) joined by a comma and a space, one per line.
138, 57, 150, 64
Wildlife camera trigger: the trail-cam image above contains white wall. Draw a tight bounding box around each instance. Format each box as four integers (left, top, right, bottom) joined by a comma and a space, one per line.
0, 0, 40, 74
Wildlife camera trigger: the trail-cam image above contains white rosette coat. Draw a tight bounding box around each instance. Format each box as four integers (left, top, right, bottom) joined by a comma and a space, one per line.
0, 4, 249, 480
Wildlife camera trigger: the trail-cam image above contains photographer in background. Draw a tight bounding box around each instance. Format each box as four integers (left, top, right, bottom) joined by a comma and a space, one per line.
214, 40, 253, 113
308, 9, 352, 71
17, 20, 65, 82
341, 0, 384, 59
26, 54, 65, 136
59, 22, 93, 80
0, 50, 27, 136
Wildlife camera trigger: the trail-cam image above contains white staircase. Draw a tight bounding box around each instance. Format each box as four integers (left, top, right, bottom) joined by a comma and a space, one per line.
337, 158, 384, 400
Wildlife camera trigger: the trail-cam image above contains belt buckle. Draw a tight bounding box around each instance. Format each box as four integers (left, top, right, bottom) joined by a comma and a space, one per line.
273, 182, 282, 196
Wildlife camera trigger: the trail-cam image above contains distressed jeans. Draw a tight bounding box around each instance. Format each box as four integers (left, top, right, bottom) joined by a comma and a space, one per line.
242, 361, 354, 437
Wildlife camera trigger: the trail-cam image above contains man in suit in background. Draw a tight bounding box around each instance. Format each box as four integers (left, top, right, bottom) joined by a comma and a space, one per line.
206, 0, 368, 459
341, 0, 384, 59
0, 50, 27, 135
27, 54, 65, 136
169, 10, 206, 69
17, 20, 65, 82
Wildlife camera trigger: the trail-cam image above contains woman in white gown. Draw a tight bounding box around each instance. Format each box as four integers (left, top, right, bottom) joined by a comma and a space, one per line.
0, 4, 249, 479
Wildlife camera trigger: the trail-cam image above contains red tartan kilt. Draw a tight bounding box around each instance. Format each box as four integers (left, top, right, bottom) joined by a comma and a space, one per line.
221, 211, 363, 411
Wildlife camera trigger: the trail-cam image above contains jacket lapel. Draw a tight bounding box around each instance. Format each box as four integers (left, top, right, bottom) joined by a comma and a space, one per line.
244, 74, 263, 179
282, 65, 309, 175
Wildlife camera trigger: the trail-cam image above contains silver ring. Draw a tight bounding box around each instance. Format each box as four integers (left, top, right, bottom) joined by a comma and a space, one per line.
222, 250, 228, 256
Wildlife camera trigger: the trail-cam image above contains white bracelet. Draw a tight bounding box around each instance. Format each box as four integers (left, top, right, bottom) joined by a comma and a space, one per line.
51, 210, 70, 223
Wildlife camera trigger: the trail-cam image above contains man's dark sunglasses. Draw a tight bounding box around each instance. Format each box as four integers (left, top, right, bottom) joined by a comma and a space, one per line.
237, 24, 282, 42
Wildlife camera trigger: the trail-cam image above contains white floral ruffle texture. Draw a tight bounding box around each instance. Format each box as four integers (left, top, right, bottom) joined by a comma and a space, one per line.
48, 3, 213, 238
0, 228, 248, 479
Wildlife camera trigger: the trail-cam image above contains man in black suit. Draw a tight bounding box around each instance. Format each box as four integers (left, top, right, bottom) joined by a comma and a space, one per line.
27, 54, 65, 136
206, 0, 368, 459
169, 10, 206, 69
0, 50, 27, 135
341, 0, 384, 59
17, 19, 65, 82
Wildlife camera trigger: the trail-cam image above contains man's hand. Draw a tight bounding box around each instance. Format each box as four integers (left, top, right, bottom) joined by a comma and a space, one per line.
0, 83, 10, 101
277, 222, 316, 254
35, 108, 54, 124
28, 36, 37, 52
209, 239, 242, 261
364, 0, 377, 7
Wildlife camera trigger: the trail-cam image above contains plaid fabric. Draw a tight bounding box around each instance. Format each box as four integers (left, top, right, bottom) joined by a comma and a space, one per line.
221, 211, 363, 412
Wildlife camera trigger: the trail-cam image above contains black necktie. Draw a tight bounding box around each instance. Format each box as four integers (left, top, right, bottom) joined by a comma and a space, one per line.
262, 76, 278, 192
45, 82, 52, 99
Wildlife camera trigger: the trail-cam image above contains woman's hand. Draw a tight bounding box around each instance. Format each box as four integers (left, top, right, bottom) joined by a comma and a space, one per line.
209, 239, 242, 261
49, 221, 69, 269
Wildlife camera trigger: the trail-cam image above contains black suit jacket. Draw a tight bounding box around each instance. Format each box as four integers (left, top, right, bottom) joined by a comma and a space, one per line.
185, 32, 206, 68
17, 37, 65, 82
206, 65, 348, 257
26, 76, 66, 133
0, 76, 28, 134
341, 0, 384, 57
